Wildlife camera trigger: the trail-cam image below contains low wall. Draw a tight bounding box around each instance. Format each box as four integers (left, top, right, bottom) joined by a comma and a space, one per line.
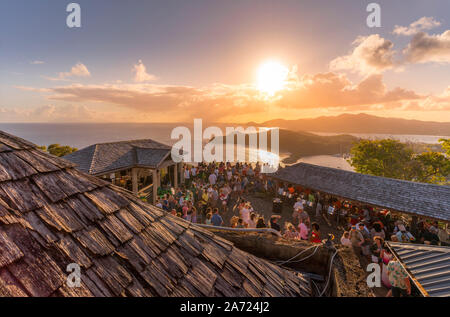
204, 228, 374, 297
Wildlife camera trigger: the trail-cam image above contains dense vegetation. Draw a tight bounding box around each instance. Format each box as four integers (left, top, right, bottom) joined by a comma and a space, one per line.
38, 144, 78, 157
348, 139, 450, 185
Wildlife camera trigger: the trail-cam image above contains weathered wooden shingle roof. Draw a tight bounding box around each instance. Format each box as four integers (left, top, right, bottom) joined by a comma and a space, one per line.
388, 242, 450, 297
0, 130, 311, 297
271, 163, 450, 222
63, 139, 172, 175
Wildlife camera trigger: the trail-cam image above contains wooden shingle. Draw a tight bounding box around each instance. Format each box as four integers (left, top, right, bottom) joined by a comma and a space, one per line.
0, 130, 312, 297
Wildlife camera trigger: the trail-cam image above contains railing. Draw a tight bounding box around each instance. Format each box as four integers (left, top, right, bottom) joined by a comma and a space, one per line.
195, 224, 282, 237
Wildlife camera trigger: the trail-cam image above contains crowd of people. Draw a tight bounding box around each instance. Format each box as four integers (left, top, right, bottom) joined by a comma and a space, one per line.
154, 162, 281, 229
279, 183, 448, 297
154, 162, 446, 248
152, 162, 447, 297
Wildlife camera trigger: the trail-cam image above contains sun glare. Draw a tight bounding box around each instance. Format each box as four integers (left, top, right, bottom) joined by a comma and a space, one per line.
257, 60, 289, 95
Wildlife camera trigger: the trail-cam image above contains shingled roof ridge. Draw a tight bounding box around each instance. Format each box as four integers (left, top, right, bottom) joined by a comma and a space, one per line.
283, 162, 450, 189
90, 138, 171, 149
0, 130, 37, 150
0, 131, 312, 297
273, 162, 450, 222
89, 144, 99, 175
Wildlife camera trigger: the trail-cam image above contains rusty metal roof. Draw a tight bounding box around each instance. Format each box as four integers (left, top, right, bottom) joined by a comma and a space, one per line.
388, 242, 450, 297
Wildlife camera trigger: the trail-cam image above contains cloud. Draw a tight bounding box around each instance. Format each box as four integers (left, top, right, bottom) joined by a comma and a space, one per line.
393, 17, 441, 36
41, 82, 263, 121
276, 72, 421, 110
403, 30, 450, 63
329, 35, 396, 75
30, 60, 45, 65
43, 63, 91, 81
133, 60, 157, 82
18, 70, 428, 121
13, 60, 450, 122
14, 86, 51, 92
0, 104, 104, 123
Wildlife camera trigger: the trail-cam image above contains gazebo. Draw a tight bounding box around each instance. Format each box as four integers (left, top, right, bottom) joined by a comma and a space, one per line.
63, 139, 183, 203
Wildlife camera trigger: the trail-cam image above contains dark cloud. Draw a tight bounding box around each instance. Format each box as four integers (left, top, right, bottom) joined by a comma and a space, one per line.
403, 31, 450, 63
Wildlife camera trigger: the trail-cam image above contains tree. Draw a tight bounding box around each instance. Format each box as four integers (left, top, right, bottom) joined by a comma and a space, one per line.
439, 138, 450, 156
348, 139, 449, 185
39, 144, 78, 157
348, 139, 415, 180
413, 151, 450, 184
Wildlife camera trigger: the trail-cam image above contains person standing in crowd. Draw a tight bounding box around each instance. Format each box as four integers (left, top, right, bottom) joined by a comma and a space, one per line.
184, 167, 191, 186
387, 257, 411, 297
205, 212, 212, 225
315, 199, 323, 218
310, 223, 321, 243
380, 245, 393, 291
371, 222, 385, 240
269, 215, 281, 232
208, 171, 217, 185
256, 217, 266, 228
240, 202, 251, 227
396, 224, 416, 243
358, 223, 372, 259
230, 216, 239, 228
247, 213, 257, 229
340, 231, 352, 247
298, 218, 309, 241
371, 236, 384, 263
211, 208, 223, 226
350, 225, 364, 255
283, 223, 301, 240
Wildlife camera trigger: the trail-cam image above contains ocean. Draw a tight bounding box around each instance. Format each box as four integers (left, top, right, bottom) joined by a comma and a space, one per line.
1, 123, 446, 171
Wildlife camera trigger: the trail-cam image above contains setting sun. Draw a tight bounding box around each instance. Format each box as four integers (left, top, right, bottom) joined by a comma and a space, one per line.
257, 60, 289, 95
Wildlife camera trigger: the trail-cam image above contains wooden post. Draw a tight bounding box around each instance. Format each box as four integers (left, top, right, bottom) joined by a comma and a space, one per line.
131, 168, 138, 195
152, 169, 157, 204
157, 169, 161, 188
174, 164, 178, 189
180, 163, 184, 184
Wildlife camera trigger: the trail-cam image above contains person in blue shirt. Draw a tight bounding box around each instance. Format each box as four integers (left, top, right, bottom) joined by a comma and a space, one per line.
211, 208, 223, 226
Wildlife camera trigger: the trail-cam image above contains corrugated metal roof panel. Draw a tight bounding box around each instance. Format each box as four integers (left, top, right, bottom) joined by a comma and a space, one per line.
388, 242, 450, 297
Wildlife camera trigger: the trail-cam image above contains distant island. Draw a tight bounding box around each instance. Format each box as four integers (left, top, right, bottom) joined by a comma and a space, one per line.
217, 128, 445, 165
248, 113, 450, 136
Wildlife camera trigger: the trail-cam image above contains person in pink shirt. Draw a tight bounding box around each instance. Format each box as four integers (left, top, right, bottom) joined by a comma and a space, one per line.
298, 219, 309, 240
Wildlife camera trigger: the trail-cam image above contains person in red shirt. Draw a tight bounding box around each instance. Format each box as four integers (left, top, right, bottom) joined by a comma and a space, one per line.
310, 222, 321, 243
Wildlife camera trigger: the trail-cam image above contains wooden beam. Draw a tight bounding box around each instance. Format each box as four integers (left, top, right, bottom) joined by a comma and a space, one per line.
174, 164, 178, 189
131, 168, 138, 194
152, 169, 157, 204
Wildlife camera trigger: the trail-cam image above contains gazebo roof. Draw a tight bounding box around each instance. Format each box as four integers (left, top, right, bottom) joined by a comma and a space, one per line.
63, 139, 173, 175
0, 130, 311, 297
271, 162, 450, 222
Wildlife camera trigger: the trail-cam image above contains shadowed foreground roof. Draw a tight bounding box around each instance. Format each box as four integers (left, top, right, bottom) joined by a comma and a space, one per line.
388, 242, 450, 297
63, 139, 172, 175
0, 130, 311, 297
271, 163, 450, 222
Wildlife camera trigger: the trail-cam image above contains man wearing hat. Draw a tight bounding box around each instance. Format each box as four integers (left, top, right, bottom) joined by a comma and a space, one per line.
395, 224, 416, 243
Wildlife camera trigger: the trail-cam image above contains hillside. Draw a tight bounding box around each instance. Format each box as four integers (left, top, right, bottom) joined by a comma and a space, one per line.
218, 129, 359, 164
256, 113, 450, 136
